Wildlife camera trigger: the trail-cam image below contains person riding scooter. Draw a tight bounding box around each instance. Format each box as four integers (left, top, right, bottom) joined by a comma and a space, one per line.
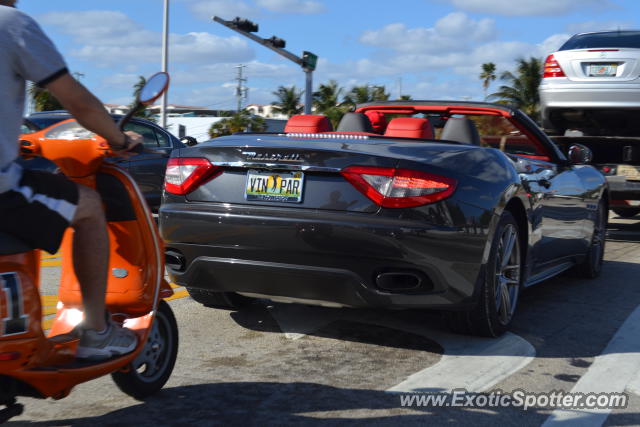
0, 1, 142, 359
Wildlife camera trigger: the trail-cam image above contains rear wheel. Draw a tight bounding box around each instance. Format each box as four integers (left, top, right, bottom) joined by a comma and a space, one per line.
111, 300, 178, 400
186, 287, 252, 309
612, 207, 640, 218
572, 201, 606, 279
446, 211, 522, 337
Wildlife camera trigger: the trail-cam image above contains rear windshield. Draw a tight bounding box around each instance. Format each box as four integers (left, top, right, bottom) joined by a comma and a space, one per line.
559, 31, 640, 50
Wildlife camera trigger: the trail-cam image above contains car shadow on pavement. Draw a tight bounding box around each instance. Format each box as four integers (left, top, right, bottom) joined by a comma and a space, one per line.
225, 258, 640, 361
8, 382, 640, 427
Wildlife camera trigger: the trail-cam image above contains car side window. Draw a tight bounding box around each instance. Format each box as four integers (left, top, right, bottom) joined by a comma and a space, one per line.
154, 129, 171, 147
123, 122, 159, 147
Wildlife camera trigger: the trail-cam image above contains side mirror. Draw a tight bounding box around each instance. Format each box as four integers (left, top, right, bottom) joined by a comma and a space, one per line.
139, 72, 170, 105
567, 144, 593, 165
180, 136, 198, 146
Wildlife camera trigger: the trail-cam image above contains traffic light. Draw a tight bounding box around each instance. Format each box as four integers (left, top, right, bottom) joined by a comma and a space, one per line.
302, 51, 318, 71
231, 17, 258, 32
265, 36, 286, 49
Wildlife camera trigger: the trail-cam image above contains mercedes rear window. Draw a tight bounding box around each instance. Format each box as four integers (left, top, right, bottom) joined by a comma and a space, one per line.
559, 31, 640, 50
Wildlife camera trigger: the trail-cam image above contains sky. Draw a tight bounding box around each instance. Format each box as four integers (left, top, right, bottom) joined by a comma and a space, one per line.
16, 0, 640, 110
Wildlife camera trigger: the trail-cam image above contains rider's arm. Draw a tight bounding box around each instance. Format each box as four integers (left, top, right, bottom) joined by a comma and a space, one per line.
46, 73, 130, 150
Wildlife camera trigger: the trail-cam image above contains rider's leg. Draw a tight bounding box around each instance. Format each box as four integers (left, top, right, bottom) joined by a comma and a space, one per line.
70, 184, 108, 332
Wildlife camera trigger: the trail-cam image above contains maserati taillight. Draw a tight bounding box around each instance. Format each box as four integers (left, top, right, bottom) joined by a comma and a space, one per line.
164, 158, 221, 195
341, 166, 456, 208
543, 54, 566, 78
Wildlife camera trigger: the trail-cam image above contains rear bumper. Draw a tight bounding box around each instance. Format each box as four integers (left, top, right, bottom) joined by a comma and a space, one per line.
540, 85, 640, 112
606, 176, 640, 200
159, 202, 489, 310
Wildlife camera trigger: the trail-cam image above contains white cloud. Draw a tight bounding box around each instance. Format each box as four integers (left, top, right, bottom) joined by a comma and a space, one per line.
187, 0, 258, 20
41, 10, 254, 67
446, 0, 613, 16
171, 61, 299, 85
360, 13, 495, 53
255, 0, 324, 14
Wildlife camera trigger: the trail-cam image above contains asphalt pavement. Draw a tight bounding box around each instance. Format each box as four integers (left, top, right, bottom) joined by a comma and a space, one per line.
7, 214, 640, 426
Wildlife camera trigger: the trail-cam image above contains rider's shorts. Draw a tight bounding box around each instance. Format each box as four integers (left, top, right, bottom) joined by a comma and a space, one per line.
0, 168, 78, 254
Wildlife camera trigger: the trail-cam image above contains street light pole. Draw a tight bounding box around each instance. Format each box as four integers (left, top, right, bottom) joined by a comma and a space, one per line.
160, 0, 169, 128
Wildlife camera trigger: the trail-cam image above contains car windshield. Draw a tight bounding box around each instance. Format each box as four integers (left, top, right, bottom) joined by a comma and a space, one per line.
559, 31, 640, 50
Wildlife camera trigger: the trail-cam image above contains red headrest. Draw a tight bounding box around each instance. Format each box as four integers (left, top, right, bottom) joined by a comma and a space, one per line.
384, 118, 433, 139
284, 115, 333, 133
364, 110, 388, 134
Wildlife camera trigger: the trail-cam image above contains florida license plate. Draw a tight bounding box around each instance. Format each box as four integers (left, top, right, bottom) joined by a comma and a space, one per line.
588, 64, 617, 77
617, 164, 640, 181
245, 170, 304, 202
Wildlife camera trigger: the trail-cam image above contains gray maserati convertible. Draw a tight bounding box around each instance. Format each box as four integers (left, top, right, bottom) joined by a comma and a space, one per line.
159, 101, 608, 336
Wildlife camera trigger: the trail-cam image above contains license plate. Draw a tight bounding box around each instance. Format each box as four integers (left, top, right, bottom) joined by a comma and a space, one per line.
245, 170, 304, 202
617, 164, 640, 181
588, 63, 617, 77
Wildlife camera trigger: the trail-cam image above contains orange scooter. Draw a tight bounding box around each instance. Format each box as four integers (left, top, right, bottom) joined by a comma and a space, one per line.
0, 72, 178, 422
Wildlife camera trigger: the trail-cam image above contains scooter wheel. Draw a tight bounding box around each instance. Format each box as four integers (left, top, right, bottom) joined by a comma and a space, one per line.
111, 300, 178, 400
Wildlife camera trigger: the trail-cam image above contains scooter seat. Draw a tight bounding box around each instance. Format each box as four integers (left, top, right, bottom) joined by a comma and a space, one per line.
0, 232, 33, 255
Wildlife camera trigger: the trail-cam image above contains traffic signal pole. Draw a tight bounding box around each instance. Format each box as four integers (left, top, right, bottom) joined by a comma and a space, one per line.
213, 16, 317, 114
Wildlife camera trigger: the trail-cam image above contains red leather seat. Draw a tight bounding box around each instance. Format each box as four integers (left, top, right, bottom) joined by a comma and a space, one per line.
384, 118, 433, 139
284, 115, 333, 133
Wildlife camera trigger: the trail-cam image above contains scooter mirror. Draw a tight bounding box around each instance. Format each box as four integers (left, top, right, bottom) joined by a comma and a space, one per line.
139, 72, 170, 105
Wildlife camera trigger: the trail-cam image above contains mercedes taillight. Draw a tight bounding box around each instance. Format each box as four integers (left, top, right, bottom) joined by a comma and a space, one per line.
543, 54, 566, 78
164, 158, 221, 195
340, 166, 456, 208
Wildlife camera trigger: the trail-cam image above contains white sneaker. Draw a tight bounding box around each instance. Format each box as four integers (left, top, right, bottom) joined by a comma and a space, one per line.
76, 322, 137, 361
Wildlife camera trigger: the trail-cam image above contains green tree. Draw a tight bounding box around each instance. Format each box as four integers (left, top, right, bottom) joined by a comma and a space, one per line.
313, 80, 347, 128
399, 94, 413, 101
489, 57, 542, 120
343, 84, 390, 107
479, 62, 497, 101
28, 82, 63, 112
271, 85, 303, 118
129, 75, 156, 121
208, 109, 266, 138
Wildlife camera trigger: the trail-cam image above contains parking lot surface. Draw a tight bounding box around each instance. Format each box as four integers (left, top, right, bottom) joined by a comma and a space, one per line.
9, 215, 640, 426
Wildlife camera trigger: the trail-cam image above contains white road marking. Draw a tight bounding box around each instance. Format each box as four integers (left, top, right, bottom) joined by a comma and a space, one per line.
387, 331, 535, 393
542, 304, 640, 427
267, 303, 535, 393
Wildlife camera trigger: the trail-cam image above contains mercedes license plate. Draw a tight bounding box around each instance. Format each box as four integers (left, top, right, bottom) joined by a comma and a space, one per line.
245, 170, 304, 202
617, 164, 640, 181
588, 64, 617, 77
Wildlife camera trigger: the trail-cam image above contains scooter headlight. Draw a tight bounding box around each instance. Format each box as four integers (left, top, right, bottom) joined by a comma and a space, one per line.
45, 120, 96, 140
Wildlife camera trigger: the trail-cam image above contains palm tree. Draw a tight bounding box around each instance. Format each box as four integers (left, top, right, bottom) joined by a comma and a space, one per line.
271, 85, 303, 118
313, 80, 346, 128
343, 85, 390, 107
208, 109, 266, 138
489, 57, 543, 121
129, 76, 156, 121
479, 62, 497, 101
399, 94, 413, 101
28, 82, 63, 112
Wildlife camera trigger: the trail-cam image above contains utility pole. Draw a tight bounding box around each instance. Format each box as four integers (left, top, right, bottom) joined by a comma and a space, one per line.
160, 0, 169, 128
235, 64, 247, 112
213, 16, 318, 114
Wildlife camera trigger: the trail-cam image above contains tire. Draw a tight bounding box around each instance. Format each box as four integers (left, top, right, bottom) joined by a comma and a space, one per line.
446, 211, 522, 337
612, 207, 640, 218
111, 300, 178, 400
572, 201, 607, 279
186, 287, 252, 309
